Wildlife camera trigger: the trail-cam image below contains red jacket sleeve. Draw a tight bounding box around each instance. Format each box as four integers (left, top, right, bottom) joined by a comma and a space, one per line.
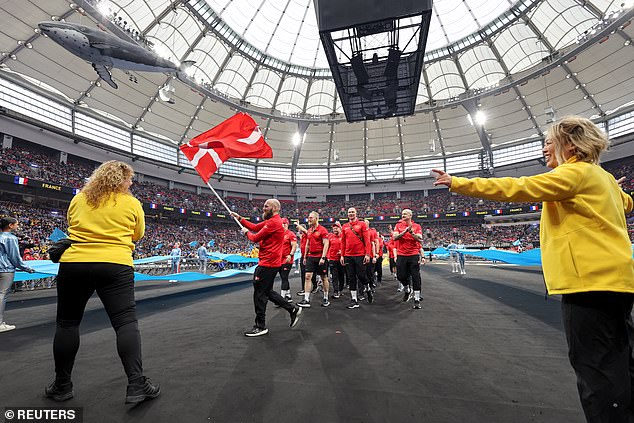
362, 225, 371, 256
246, 221, 276, 243
241, 218, 266, 232
340, 226, 347, 256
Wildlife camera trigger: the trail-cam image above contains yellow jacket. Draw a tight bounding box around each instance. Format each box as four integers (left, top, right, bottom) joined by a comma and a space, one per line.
61, 192, 145, 267
450, 158, 634, 295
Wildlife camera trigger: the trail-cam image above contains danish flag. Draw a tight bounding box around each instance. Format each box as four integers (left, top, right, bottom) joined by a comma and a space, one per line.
179, 113, 273, 183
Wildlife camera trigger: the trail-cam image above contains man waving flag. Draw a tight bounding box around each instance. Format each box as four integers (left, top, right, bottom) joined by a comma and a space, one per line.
180, 112, 272, 183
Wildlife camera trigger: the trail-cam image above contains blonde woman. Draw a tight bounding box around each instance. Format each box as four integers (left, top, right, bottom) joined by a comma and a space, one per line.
433, 116, 634, 423
44, 161, 160, 405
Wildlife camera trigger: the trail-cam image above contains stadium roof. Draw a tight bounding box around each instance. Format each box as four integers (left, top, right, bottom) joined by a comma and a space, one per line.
1, 0, 633, 185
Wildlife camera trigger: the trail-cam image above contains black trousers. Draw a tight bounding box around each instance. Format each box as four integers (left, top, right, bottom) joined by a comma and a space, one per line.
344, 256, 368, 291
54, 262, 143, 385
329, 260, 345, 293
278, 263, 292, 291
396, 255, 422, 291
253, 265, 295, 329
375, 256, 383, 282
389, 258, 397, 273
365, 261, 375, 288
562, 291, 634, 423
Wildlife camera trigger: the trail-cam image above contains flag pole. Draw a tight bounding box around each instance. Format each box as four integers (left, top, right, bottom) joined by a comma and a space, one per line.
205, 181, 245, 229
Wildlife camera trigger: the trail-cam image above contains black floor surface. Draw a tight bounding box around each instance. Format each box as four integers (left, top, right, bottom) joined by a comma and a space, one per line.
0, 262, 585, 422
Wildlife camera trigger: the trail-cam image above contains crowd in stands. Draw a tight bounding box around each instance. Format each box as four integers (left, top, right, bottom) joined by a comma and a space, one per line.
136, 219, 253, 258
5, 143, 634, 221
0, 198, 545, 260
2, 143, 634, 258
0, 145, 539, 218
0, 200, 254, 259
0, 146, 94, 188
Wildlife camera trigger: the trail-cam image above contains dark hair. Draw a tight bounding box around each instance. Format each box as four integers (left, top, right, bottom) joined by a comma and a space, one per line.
1, 216, 17, 231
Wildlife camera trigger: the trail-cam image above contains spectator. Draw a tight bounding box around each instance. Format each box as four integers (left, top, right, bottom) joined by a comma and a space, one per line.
0, 216, 35, 332
44, 161, 160, 405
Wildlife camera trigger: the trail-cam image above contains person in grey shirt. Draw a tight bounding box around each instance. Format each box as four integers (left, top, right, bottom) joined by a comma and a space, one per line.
197, 243, 208, 273
0, 216, 35, 332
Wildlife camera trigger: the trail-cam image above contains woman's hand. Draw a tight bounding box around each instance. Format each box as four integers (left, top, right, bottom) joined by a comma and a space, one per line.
616, 176, 626, 189
432, 169, 452, 188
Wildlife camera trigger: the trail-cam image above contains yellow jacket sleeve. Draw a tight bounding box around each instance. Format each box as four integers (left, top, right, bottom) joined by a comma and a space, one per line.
133, 200, 145, 241
450, 163, 583, 203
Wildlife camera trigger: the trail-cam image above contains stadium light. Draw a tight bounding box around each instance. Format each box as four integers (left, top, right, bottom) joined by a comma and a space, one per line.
97, 1, 112, 17
468, 111, 486, 126
292, 132, 302, 146
475, 111, 486, 126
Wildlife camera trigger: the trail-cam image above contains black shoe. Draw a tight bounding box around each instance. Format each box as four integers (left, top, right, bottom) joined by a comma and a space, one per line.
296, 291, 305, 296
297, 299, 311, 308
44, 382, 74, 402
125, 377, 161, 405
285, 295, 293, 303
367, 289, 374, 304
413, 300, 421, 309
244, 326, 269, 337
403, 289, 413, 302
290, 306, 302, 328
346, 300, 360, 309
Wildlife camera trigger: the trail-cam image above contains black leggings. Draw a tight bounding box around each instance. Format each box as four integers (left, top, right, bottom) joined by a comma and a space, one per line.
54, 262, 143, 385
278, 263, 292, 291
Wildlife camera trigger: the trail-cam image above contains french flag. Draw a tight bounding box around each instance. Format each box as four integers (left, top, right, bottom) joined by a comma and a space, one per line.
150, 203, 158, 209
433, 213, 440, 218
462, 211, 470, 217
179, 208, 186, 214
72, 188, 80, 195
378, 215, 385, 220
530, 205, 539, 211
495, 209, 503, 214
255, 216, 261, 222
14, 176, 28, 185
205, 212, 212, 217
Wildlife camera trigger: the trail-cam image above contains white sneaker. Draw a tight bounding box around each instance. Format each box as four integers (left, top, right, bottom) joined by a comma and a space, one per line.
0, 322, 16, 332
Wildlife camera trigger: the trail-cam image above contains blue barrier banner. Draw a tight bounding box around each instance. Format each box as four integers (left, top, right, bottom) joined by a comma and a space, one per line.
430, 247, 543, 266
133, 265, 257, 282
133, 256, 173, 264
14, 257, 259, 283
461, 249, 542, 266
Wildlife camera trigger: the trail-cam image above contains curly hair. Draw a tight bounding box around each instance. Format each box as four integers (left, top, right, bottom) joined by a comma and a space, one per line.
548, 116, 609, 165
81, 161, 134, 208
